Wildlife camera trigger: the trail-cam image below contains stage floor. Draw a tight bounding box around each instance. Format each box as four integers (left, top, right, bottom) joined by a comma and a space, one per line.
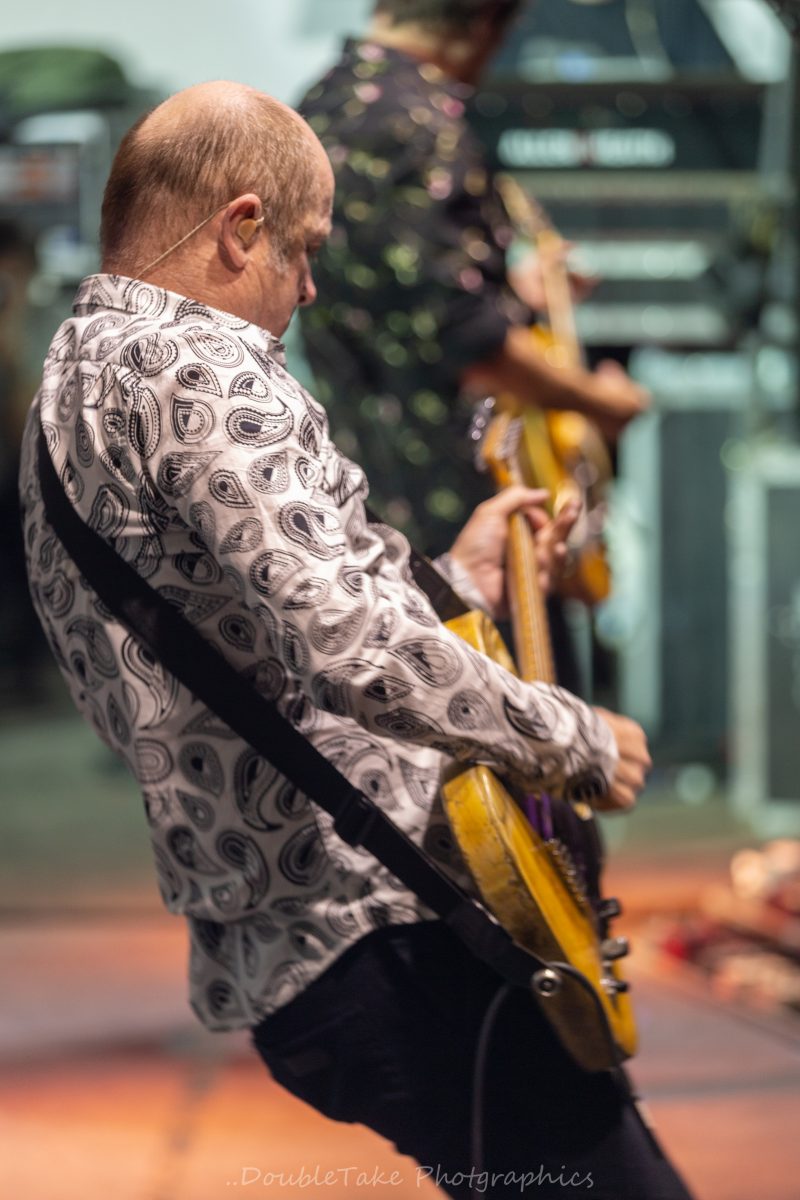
2, 714, 799, 1199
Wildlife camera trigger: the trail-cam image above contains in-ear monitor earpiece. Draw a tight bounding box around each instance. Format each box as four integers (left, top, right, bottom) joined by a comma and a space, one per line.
238, 216, 264, 246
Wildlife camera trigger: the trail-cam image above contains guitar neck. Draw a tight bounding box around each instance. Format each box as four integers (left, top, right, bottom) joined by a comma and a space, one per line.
495, 172, 583, 369
538, 230, 583, 371
482, 407, 557, 686
507, 509, 556, 686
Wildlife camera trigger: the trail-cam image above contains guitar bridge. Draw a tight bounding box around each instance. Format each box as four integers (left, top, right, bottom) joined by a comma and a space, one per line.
545, 838, 592, 914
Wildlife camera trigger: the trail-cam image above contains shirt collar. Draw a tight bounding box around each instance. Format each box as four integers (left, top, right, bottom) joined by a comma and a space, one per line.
72, 274, 287, 363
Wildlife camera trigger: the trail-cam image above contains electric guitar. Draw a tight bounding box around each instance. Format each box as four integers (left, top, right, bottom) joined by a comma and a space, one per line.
495, 172, 614, 607
441, 400, 637, 1072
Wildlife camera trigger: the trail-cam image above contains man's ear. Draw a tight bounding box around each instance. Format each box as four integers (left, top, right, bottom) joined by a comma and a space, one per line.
219, 194, 264, 269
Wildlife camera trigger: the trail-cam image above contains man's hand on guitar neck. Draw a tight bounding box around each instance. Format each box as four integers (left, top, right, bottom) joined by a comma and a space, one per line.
447, 486, 579, 619
592, 708, 652, 812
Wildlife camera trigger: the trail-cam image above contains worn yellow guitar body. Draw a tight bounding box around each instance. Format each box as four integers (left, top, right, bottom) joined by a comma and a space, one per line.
442, 609, 638, 1072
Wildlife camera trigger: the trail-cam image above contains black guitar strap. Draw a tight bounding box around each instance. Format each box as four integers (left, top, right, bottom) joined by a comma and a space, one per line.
365, 506, 473, 624
36, 426, 551, 990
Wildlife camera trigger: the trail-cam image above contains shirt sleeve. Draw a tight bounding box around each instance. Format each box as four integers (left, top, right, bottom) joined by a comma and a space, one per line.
137, 344, 617, 803
432, 551, 493, 615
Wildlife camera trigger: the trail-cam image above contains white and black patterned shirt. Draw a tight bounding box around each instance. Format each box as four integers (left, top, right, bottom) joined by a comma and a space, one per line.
20, 275, 617, 1030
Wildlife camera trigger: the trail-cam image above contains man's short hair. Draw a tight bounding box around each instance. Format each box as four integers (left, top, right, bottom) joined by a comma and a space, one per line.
101, 91, 321, 271
373, 0, 524, 31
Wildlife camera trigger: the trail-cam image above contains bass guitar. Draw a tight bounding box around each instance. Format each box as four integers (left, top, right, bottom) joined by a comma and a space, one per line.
441, 399, 637, 1072
495, 172, 614, 607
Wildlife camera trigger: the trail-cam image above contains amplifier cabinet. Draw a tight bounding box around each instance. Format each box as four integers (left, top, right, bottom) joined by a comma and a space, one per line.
730, 443, 800, 834
608, 349, 755, 768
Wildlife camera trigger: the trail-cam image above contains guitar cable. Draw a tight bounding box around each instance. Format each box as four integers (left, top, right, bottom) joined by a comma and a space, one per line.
539, 959, 662, 1151
468, 960, 662, 1196
470, 982, 514, 1200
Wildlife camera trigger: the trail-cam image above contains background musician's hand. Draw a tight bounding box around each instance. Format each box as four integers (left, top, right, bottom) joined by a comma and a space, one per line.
580, 359, 650, 442
507, 246, 597, 311
592, 707, 652, 812
448, 487, 579, 619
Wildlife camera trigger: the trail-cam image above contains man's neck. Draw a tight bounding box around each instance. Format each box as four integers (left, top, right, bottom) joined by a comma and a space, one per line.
364, 17, 486, 85
105, 252, 254, 326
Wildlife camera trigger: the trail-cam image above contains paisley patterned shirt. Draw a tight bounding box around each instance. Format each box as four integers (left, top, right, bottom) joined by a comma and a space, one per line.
298, 39, 532, 556
20, 275, 616, 1030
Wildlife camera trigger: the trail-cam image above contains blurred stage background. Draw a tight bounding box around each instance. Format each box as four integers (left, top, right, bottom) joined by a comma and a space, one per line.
1, 2, 800, 1198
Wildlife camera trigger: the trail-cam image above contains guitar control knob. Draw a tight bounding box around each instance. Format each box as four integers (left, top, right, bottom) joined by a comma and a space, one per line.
598, 897, 623, 921
601, 935, 630, 962
602, 975, 632, 996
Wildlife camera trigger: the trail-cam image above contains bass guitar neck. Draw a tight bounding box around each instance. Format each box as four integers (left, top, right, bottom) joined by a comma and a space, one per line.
439, 400, 637, 1072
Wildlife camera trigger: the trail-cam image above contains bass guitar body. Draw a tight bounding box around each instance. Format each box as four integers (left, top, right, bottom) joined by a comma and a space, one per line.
442, 611, 636, 1072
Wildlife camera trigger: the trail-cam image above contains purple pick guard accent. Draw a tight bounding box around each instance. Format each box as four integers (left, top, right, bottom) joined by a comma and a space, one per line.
523, 793, 554, 841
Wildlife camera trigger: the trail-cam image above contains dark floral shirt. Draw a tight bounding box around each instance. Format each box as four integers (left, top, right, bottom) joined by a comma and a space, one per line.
298, 39, 530, 556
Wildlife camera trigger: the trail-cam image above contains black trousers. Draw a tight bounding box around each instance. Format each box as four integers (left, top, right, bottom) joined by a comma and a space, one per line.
252, 921, 694, 1199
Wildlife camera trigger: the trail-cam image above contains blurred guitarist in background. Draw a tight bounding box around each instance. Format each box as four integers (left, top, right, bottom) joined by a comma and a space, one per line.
297, 0, 649, 696
297, 0, 648, 565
